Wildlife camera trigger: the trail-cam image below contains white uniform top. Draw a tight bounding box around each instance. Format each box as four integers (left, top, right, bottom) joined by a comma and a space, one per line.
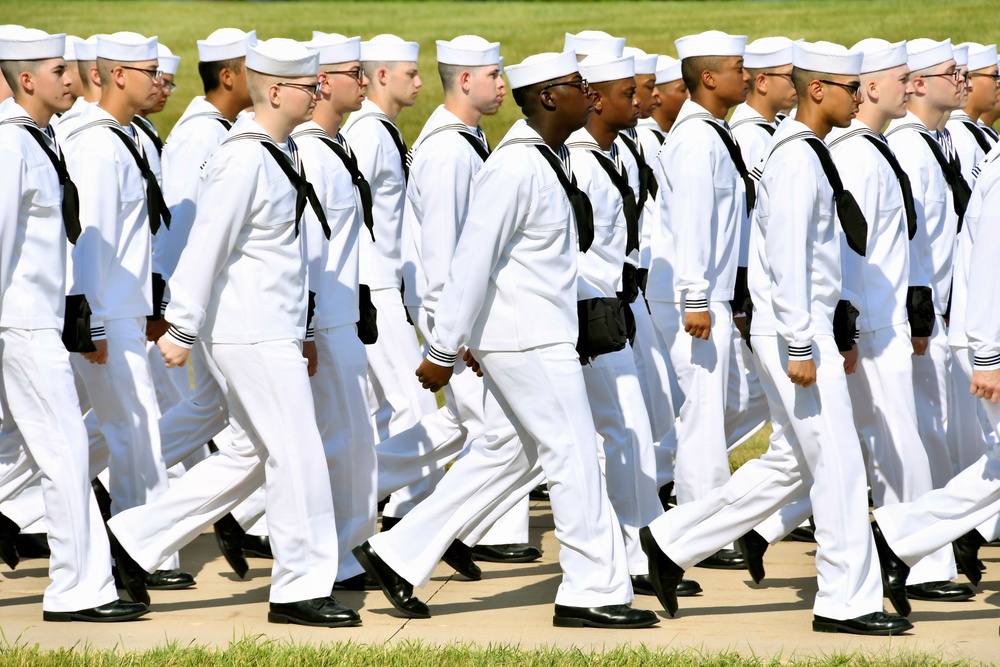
426, 120, 579, 365
964, 144, 1000, 369
886, 111, 961, 316
401, 105, 489, 315
342, 99, 407, 291
731, 102, 776, 269
0, 97, 16, 121
979, 119, 1000, 142
947, 110, 993, 187
634, 119, 666, 272
827, 120, 910, 333
568, 127, 628, 299
748, 119, 843, 361
53, 96, 91, 143
291, 121, 362, 330
614, 128, 645, 269
159, 96, 233, 282
647, 98, 746, 309
63, 104, 154, 338
163, 117, 307, 348
0, 105, 68, 329
132, 115, 163, 187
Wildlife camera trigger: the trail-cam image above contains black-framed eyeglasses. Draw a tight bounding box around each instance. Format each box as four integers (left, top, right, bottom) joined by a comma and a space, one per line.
121, 65, 163, 82
762, 72, 793, 82
970, 72, 1000, 85
325, 68, 365, 84
819, 79, 862, 98
277, 80, 322, 97
919, 69, 962, 84
160, 80, 177, 92
542, 78, 589, 94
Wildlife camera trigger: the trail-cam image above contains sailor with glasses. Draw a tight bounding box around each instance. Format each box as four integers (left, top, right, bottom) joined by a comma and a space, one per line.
946, 43, 998, 187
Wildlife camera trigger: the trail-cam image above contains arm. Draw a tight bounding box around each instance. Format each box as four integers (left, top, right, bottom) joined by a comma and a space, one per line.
887, 135, 933, 291
0, 146, 24, 304
966, 172, 1000, 381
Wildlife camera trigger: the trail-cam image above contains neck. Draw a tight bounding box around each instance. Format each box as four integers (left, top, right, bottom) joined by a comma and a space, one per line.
97, 91, 140, 126
366, 92, 400, 122
690, 89, 730, 120
856, 106, 892, 135
253, 108, 297, 143
746, 95, 776, 122
205, 89, 243, 122
16, 97, 54, 128
136, 109, 150, 119
82, 87, 100, 103
908, 99, 947, 133
587, 119, 620, 151
650, 107, 676, 132
960, 104, 982, 123
443, 96, 483, 128
794, 104, 834, 139
526, 115, 573, 151
310, 101, 348, 137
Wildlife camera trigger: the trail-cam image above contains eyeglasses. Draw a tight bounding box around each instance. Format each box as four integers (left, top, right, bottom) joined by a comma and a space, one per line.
160, 81, 177, 92
762, 72, 793, 82
970, 72, 1000, 85
542, 78, 590, 94
277, 81, 322, 97
325, 68, 365, 84
919, 69, 962, 84
819, 79, 862, 98
121, 66, 163, 82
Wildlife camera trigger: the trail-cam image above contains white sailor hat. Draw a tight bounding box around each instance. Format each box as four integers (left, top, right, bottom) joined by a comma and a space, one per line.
305, 33, 361, 64
437, 35, 500, 67
247, 37, 318, 77
0, 28, 65, 61
654, 55, 682, 84
157, 43, 180, 75
906, 38, 953, 72
622, 47, 657, 75
96, 32, 157, 62
64, 35, 84, 61
360, 34, 419, 62
505, 51, 578, 90
961, 42, 998, 71
564, 31, 625, 58
952, 43, 969, 68
852, 39, 908, 74
579, 53, 634, 83
197, 28, 255, 63
675, 31, 747, 60
75, 35, 98, 61
793, 40, 862, 76
743, 36, 794, 69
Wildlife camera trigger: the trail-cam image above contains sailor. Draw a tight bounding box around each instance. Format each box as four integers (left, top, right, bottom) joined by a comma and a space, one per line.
53, 34, 97, 139
946, 43, 998, 186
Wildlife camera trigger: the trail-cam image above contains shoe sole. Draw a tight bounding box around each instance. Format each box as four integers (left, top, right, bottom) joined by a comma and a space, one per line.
267, 612, 361, 627
905, 592, 976, 602
552, 616, 658, 629
146, 582, 196, 591
353, 546, 431, 619
812, 620, 912, 635
213, 532, 249, 579
470, 554, 541, 564
694, 559, 746, 570
43, 609, 149, 623
245, 550, 273, 559
638, 528, 677, 618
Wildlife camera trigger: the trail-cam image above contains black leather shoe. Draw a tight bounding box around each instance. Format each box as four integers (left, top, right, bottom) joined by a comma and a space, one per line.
352, 541, 429, 618
268, 596, 361, 627
213, 513, 248, 579
15, 533, 50, 559
145, 569, 195, 590
43, 599, 149, 623
91, 478, 113, 523
632, 573, 702, 597
695, 548, 746, 570
529, 484, 550, 501
107, 532, 149, 606
553, 603, 658, 628
333, 572, 380, 591
905, 581, 975, 602
785, 525, 817, 543
471, 543, 542, 563
657, 482, 674, 511
737, 529, 769, 584
677, 578, 702, 597
639, 526, 683, 617
380, 515, 401, 531
0, 512, 20, 570
243, 534, 272, 559
871, 521, 910, 617
954, 529, 986, 586
442, 539, 481, 580
813, 611, 912, 635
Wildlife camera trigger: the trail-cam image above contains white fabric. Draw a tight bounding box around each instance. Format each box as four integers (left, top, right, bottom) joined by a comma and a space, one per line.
305, 34, 360, 65
962, 42, 998, 71
911, 315, 955, 488
622, 47, 657, 75
157, 43, 179, 75
0, 28, 64, 60
792, 41, 862, 76
197, 28, 253, 62
743, 37, 794, 69
852, 39, 907, 74
436, 36, 500, 66
675, 31, 746, 59
579, 54, 634, 83
96, 32, 157, 62
504, 51, 578, 89
246, 38, 318, 77
946, 111, 988, 187
360, 34, 418, 63
906, 38, 953, 72
654, 55, 681, 84
563, 31, 625, 58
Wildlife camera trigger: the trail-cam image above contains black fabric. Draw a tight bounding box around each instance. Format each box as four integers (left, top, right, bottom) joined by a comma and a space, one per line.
906, 285, 935, 337
618, 132, 657, 203
833, 299, 860, 352
316, 136, 375, 241
961, 120, 993, 154
803, 137, 868, 257
457, 131, 491, 162
258, 141, 330, 240
576, 297, 628, 357
133, 117, 163, 156
651, 129, 665, 145
982, 124, 999, 142
636, 267, 649, 294
534, 144, 594, 252
216, 117, 233, 130
357, 284, 379, 344
701, 119, 756, 215
378, 119, 409, 184
20, 125, 81, 244
591, 151, 640, 255
106, 126, 171, 233
863, 134, 918, 240
306, 290, 317, 332
619, 263, 639, 304
62, 294, 96, 353
730, 265, 751, 315
757, 122, 776, 137
915, 131, 971, 231
149, 272, 166, 321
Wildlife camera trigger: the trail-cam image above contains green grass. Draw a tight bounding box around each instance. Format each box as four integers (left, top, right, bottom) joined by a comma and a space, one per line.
0, 637, 984, 667
730, 423, 771, 472
3, 0, 995, 141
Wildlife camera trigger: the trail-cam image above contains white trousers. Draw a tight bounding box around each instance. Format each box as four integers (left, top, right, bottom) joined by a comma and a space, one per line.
582, 345, 661, 575
912, 315, 954, 488
0, 328, 117, 611
368, 343, 631, 607
725, 333, 770, 449
650, 301, 732, 504
109, 339, 338, 602
146, 340, 189, 412
648, 335, 883, 620
948, 346, 993, 476
631, 298, 678, 489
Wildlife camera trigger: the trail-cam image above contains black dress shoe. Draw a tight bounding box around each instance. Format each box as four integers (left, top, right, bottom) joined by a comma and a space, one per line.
90, 478, 113, 523
553, 604, 658, 629
243, 534, 272, 559
352, 541, 429, 618
333, 572, 380, 591
813, 611, 912, 635
737, 529, 769, 584
145, 569, 195, 590
43, 599, 149, 623
905, 581, 975, 601
471, 543, 542, 563
657, 482, 674, 511
785, 525, 817, 543
954, 529, 986, 586
268, 596, 361, 627
529, 484, 550, 501
871, 521, 910, 617
442, 539, 481, 580
15, 533, 50, 559
631, 573, 702, 597
638, 526, 683, 617
695, 548, 746, 570
677, 578, 702, 597
213, 513, 248, 579
0, 512, 20, 570
107, 532, 149, 606
380, 515, 401, 531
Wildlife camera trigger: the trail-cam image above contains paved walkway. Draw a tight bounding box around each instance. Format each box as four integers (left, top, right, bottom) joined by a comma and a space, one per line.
1, 501, 996, 662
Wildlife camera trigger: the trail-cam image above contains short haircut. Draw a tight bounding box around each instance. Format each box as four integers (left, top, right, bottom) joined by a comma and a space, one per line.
198, 57, 243, 94
680, 55, 726, 92
512, 81, 544, 111
95, 57, 120, 89
245, 68, 273, 105
77, 60, 96, 88
362, 60, 399, 86
0, 59, 40, 90
791, 66, 824, 97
